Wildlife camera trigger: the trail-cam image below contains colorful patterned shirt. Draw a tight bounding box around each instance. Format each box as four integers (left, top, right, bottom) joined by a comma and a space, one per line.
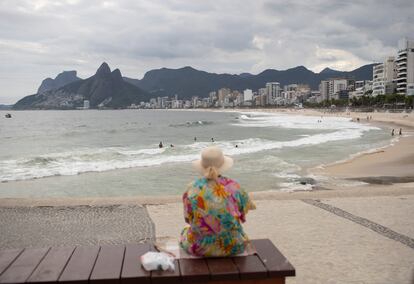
179, 176, 250, 257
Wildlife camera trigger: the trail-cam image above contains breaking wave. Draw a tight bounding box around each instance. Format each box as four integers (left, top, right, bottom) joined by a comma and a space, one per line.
169, 120, 214, 127
236, 112, 379, 131
1, 126, 368, 182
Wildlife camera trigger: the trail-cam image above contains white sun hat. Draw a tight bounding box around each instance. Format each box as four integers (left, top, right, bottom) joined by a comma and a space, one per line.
192, 146, 233, 176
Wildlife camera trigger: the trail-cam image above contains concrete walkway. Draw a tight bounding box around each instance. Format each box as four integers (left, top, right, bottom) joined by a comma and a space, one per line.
147, 194, 414, 284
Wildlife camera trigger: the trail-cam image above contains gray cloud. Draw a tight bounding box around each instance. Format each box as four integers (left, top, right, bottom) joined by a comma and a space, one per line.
0, 0, 413, 103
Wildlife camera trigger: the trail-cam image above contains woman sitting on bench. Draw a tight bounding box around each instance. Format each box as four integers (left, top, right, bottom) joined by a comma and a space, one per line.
180, 146, 255, 257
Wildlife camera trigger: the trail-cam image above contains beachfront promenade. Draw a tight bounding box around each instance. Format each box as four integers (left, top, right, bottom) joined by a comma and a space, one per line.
1, 189, 413, 284
148, 193, 414, 284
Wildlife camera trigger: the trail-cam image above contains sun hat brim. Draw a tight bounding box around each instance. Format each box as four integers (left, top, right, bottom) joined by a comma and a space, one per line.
192, 155, 233, 176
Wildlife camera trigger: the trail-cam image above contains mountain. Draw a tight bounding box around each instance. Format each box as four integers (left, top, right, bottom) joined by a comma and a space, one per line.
14, 63, 377, 109
124, 66, 245, 99
0, 104, 13, 110
239, 73, 253, 78
125, 64, 377, 100
319, 67, 338, 75
37, 71, 80, 94
14, 63, 149, 109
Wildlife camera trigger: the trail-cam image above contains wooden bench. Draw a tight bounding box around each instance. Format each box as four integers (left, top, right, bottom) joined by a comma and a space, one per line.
0, 239, 295, 284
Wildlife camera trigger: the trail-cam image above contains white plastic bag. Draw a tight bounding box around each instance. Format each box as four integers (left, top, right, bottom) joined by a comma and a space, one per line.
141, 252, 175, 271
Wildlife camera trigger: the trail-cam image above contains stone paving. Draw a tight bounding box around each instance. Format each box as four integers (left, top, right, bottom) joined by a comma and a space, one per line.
302, 199, 414, 249
0, 205, 155, 249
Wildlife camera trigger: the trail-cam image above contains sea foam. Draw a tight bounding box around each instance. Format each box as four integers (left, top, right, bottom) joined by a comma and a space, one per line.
0, 112, 380, 182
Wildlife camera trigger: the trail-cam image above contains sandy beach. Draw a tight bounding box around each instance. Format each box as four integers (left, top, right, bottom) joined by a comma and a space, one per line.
228, 108, 414, 190
301, 110, 414, 190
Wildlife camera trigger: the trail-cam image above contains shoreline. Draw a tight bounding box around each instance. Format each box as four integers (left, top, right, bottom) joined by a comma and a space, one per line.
223, 108, 414, 185
1, 108, 413, 206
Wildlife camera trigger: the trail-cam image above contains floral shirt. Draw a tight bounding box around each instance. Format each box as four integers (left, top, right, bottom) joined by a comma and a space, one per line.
179, 176, 250, 257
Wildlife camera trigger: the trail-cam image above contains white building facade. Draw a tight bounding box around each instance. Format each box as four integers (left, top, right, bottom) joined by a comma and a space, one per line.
396, 38, 414, 96
319, 80, 330, 101
265, 82, 281, 105
243, 89, 253, 102
372, 56, 396, 96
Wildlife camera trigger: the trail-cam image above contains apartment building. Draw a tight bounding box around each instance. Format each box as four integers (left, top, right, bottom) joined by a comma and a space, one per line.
372, 56, 396, 96
265, 82, 281, 105
396, 38, 414, 96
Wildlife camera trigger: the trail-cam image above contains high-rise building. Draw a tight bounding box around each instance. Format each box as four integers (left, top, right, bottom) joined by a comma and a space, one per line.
372, 56, 397, 96
209, 91, 217, 103
243, 89, 253, 102
329, 79, 347, 97
396, 38, 414, 96
256, 88, 266, 106
350, 80, 373, 98
265, 82, 281, 105
218, 88, 231, 105
319, 80, 330, 100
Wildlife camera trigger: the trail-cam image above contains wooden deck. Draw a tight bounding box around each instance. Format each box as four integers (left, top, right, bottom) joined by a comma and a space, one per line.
0, 239, 295, 284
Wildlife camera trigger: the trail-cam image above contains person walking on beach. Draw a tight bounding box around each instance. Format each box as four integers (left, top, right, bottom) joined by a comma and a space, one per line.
399, 128, 402, 136
180, 146, 255, 257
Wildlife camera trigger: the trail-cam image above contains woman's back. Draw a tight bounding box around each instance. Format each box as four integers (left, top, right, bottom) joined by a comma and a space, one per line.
180, 176, 250, 257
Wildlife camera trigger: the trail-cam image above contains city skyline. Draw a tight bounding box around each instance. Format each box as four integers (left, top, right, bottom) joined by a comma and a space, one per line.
1, 0, 414, 104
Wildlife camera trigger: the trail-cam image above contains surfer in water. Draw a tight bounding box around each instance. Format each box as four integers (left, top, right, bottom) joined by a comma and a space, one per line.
159, 141, 163, 148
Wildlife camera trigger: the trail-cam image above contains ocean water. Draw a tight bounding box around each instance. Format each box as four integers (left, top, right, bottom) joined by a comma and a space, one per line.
0, 109, 391, 198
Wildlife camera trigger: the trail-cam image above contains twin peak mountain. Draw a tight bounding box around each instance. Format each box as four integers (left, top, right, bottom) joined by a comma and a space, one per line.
14, 63, 147, 109
13, 62, 376, 109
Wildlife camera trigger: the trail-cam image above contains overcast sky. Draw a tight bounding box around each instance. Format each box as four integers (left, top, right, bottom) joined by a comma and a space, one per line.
1, 0, 413, 104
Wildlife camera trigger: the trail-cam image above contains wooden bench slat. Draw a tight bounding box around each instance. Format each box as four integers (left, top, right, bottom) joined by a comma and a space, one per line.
0, 249, 24, 276
120, 243, 151, 284
58, 246, 100, 284
206, 258, 239, 281
179, 259, 210, 283
0, 248, 49, 284
0, 238, 294, 284
232, 255, 267, 280
252, 239, 295, 277
90, 245, 125, 284
27, 246, 75, 284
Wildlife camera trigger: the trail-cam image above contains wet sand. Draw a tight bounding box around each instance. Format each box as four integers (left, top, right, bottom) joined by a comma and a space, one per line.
229, 108, 414, 190
312, 135, 414, 179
